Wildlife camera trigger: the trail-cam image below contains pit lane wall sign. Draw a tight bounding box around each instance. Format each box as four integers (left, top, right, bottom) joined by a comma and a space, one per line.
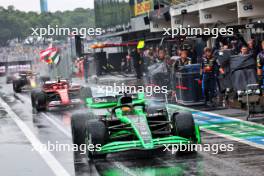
199, 8, 236, 24
237, 0, 264, 18
134, 0, 152, 16
150, 19, 170, 32
172, 14, 199, 28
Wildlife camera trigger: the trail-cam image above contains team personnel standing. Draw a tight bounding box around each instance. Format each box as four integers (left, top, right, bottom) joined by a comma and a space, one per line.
173, 49, 192, 71
132, 48, 144, 79
83, 52, 93, 83
214, 43, 233, 107
171, 49, 192, 92
156, 48, 171, 65
248, 39, 258, 59
257, 41, 264, 88
200, 47, 219, 106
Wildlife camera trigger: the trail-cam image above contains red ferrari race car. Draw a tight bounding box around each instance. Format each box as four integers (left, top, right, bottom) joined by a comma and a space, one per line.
31, 78, 91, 112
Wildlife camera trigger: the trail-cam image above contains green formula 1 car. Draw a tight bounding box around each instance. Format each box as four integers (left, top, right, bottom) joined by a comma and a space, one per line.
71, 91, 201, 159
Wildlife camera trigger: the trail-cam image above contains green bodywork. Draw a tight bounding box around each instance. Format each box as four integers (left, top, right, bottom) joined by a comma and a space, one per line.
85, 92, 145, 108
85, 93, 201, 154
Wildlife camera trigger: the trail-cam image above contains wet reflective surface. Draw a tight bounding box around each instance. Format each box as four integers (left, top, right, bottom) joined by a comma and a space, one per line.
0, 77, 263, 176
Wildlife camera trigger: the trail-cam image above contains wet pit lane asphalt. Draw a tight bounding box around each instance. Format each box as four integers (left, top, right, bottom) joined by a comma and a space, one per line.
0, 77, 263, 176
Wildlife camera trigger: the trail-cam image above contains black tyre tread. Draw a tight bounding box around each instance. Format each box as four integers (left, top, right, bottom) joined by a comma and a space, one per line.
13, 79, 22, 93
31, 89, 42, 107
172, 112, 196, 141
34, 90, 46, 112
31, 89, 38, 108
86, 120, 108, 159
71, 113, 88, 146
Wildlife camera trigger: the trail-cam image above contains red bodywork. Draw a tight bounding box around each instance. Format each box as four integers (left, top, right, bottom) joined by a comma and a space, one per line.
42, 80, 82, 107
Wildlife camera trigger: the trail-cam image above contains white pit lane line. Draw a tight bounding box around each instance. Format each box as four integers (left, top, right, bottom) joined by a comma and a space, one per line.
16, 94, 137, 176
0, 96, 71, 176
15, 93, 135, 175
14, 93, 71, 138
14, 93, 103, 175
41, 113, 71, 138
